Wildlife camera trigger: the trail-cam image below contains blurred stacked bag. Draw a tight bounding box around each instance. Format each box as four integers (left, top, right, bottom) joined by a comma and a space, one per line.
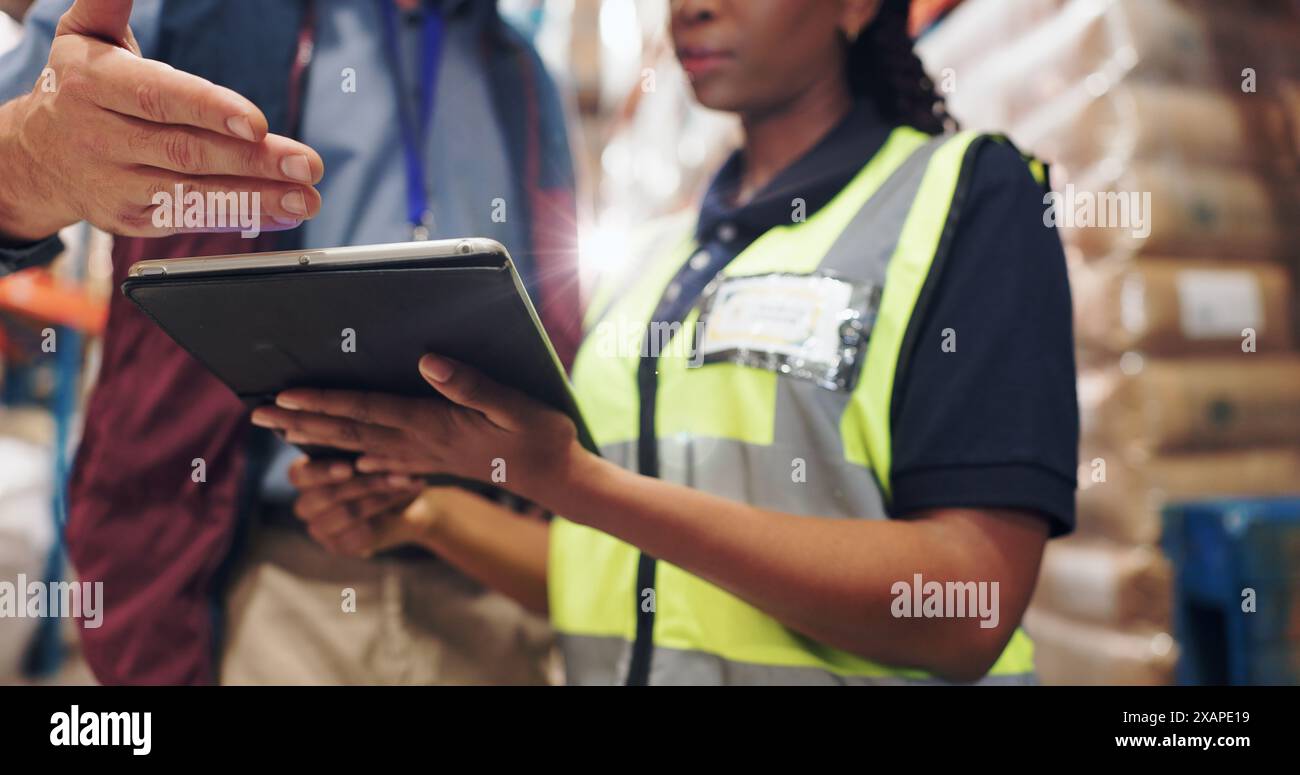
1075, 447, 1300, 545
919, 0, 1300, 684
1031, 539, 1172, 626
1059, 165, 1298, 262
1072, 259, 1294, 358
1079, 356, 1300, 454
922, 0, 1300, 140
1025, 608, 1179, 686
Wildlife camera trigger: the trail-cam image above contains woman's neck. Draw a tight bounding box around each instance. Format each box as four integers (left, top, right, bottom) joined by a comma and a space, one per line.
735, 78, 854, 206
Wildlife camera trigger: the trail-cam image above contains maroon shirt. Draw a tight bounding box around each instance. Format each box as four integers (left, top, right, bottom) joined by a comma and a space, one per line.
68, 233, 269, 684
51, 2, 580, 685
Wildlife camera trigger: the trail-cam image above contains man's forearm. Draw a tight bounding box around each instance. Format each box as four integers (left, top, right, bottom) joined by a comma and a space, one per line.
0, 94, 75, 242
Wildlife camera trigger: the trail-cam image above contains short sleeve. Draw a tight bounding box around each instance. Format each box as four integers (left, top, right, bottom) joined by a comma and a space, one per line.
0, 233, 63, 273
887, 140, 1079, 536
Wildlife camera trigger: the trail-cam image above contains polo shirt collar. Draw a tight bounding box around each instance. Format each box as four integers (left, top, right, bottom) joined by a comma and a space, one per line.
696, 98, 893, 245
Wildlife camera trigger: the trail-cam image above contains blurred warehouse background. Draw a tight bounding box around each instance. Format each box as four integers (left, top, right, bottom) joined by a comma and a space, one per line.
1, 0, 1298, 685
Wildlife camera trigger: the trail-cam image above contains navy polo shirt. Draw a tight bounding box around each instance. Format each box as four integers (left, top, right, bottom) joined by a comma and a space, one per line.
649, 99, 1078, 535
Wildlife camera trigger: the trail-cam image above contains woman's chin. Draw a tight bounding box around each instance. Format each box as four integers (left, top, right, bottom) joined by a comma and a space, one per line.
686, 81, 744, 114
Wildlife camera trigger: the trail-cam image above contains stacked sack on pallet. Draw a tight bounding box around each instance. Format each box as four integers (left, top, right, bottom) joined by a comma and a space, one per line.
919, 0, 1300, 684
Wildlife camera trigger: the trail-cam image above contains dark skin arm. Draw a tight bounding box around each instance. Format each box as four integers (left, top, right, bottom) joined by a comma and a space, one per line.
254, 355, 1048, 681
400, 487, 552, 615
287, 456, 552, 614
285, 458, 550, 613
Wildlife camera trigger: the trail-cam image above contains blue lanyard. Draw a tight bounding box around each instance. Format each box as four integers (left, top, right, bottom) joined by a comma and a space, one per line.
378, 0, 445, 240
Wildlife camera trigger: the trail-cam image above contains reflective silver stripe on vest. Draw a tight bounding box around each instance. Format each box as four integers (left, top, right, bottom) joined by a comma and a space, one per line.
557, 633, 633, 686
601, 438, 885, 518
769, 134, 947, 515
559, 633, 1035, 686
818, 134, 946, 282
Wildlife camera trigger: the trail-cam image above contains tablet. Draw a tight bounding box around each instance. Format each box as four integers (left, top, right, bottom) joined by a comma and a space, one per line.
122, 238, 596, 456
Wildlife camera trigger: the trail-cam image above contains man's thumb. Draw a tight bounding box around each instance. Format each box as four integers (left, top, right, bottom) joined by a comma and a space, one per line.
57, 0, 135, 46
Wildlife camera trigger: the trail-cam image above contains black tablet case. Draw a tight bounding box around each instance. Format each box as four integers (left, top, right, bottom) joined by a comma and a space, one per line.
122, 253, 596, 455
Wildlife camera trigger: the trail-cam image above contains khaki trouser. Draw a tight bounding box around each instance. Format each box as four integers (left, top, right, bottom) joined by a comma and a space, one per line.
219, 524, 558, 685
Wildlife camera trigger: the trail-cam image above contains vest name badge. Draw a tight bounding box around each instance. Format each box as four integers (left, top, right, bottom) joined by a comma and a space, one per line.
695, 272, 881, 392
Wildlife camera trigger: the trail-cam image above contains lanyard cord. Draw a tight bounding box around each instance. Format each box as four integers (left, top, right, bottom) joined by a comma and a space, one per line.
378, 0, 446, 239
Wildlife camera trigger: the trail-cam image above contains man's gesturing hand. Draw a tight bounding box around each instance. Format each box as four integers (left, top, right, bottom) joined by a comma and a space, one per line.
0, 0, 324, 241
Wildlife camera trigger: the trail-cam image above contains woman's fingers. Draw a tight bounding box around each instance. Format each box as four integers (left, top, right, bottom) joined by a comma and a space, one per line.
287, 457, 355, 489
286, 452, 424, 556
261, 358, 572, 494
251, 407, 408, 453
355, 456, 445, 476
292, 475, 417, 521
326, 509, 405, 558
274, 389, 419, 429
302, 492, 415, 539
274, 355, 542, 437
418, 354, 534, 431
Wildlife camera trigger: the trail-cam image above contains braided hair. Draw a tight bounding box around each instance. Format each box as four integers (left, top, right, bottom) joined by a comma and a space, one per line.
847, 0, 955, 135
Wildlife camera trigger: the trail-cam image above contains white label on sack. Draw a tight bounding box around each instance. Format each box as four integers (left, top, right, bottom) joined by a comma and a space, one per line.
1120, 273, 1147, 334
1176, 270, 1262, 340
699, 274, 853, 364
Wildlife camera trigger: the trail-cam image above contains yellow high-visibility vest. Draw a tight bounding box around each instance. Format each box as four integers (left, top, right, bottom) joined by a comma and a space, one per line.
551, 128, 1045, 685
